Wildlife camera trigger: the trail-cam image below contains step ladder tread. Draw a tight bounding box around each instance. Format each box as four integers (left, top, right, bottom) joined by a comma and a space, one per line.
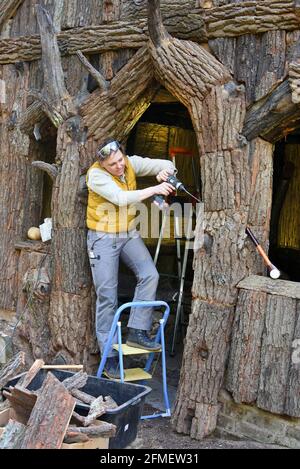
123, 368, 152, 381
113, 344, 161, 355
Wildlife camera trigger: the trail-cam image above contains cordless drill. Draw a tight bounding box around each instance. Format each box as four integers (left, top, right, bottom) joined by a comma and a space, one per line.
153, 175, 200, 208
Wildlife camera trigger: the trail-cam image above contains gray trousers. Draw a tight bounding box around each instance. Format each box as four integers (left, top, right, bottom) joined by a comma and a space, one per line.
87, 230, 159, 357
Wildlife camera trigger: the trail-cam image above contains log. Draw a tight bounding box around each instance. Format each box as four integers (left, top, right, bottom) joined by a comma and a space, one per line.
1, 1, 300, 65
204, 0, 300, 39
21, 373, 75, 449
0, 419, 26, 449
68, 422, 116, 438
70, 389, 95, 405
237, 275, 300, 300
242, 79, 300, 142
61, 371, 88, 392
63, 430, 89, 444
0, 352, 26, 389
227, 275, 300, 417
0, 23, 148, 65
83, 395, 119, 427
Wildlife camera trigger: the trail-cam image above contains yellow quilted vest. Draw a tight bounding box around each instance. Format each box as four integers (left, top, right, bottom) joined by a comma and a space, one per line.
86, 156, 137, 233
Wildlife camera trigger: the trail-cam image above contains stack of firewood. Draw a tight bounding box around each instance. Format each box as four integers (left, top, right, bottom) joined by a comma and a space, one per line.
0, 355, 117, 449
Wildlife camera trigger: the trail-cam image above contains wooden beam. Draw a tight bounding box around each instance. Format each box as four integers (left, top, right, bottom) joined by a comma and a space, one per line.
76, 51, 109, 91
36, 5, 76, 125
242, 78, 300, 143
31, 161, 58, 181
0, 0, 24, 30
18, 101, 46, 135
204, 0, 300, 39
0, 1, 300, 65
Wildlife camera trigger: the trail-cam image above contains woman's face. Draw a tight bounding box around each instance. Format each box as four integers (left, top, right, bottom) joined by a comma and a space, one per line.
100, 149, 126, 177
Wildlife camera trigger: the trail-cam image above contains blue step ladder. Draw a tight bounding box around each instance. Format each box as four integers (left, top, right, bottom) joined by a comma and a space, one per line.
97, 300, 171, 419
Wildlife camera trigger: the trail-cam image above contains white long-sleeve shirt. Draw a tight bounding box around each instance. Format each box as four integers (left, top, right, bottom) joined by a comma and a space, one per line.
87, 155, 176, 207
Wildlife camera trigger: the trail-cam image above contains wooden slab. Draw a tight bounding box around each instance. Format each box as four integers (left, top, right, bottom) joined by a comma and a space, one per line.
21, 372, 76, 449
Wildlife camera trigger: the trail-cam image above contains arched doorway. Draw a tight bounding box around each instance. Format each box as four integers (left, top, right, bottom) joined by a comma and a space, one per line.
118, 87, 200, 406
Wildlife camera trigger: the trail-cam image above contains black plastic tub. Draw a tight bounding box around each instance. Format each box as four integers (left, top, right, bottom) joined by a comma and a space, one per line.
2, 369, 151, 449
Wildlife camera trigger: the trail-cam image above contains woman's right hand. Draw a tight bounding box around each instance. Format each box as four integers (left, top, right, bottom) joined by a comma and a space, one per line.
152, 182, 174, 197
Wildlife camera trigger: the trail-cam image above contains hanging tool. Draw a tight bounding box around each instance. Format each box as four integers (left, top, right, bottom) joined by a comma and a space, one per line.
246, 227, 280, 279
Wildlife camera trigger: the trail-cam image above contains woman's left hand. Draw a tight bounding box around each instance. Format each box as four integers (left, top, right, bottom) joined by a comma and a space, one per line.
156, 169, 171, 183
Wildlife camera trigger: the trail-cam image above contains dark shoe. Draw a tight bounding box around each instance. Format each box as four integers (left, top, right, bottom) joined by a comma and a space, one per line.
104, 357, 121, 379
126, 328, 161, 352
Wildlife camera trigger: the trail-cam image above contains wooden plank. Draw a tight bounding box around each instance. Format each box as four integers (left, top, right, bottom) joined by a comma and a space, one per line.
21, 373, 75, 449
0, 419, 26, 449
42, 365, 83, 370
18, 359, 45, 389
237, 275, 300, 300
2, 387, 37, 424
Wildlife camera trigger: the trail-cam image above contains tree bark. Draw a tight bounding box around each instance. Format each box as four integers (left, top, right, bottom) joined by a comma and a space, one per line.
0, 0, 24, 30
2, 1, 300, 66
0, 352, 26, 389
243, 79, 300, 142
0, 62, 30, 313
21, 373, 75, 449
227, 275, 300, 417
145, 0, 255, 438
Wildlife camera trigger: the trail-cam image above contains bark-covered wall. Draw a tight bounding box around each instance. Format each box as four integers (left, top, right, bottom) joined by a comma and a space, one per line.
0, 0, 299, 439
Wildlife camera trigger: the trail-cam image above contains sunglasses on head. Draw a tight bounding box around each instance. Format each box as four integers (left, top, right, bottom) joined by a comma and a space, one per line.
97, 140, 120, 159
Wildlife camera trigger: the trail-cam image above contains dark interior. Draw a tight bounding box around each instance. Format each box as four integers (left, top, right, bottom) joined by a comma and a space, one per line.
269, 131, 300, 282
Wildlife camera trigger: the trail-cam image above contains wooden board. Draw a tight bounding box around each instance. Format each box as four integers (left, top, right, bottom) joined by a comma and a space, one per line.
20, 373, 76, 449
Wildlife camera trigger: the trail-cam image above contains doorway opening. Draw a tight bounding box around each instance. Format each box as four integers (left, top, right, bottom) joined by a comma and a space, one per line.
118, 87, 200, 407
269, 131, 300, 281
